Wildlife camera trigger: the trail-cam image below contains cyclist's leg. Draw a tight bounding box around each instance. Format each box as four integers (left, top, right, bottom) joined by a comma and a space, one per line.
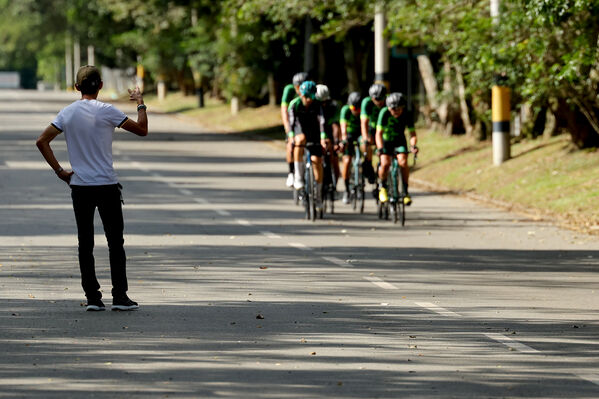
397, 152, 409, 191
362, 132, 375, 183
377, 142, 393, 202
396, 151, 411, 205
293, 133, 307, 189
286, 134, 295, 186
309, 143, 324, 208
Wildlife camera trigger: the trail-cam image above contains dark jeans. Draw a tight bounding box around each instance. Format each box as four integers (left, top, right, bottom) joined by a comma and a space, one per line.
71, 184, 127, 300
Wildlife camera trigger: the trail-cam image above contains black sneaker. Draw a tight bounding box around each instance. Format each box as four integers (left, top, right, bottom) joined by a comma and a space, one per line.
111, 296, 139, 311
86, 298, 106, 311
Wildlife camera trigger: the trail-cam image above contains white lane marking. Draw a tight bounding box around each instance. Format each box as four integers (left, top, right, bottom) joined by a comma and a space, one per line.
363, 276, 398, 290
576, 374, 599, 386
236, 219, 252, 226
322, 256, 352, 268
260, 231, 282, 239
288, 242, 311, 251
130, 161, 149, 172
193, 198, 210, 204
415, 302, 462, 317
178, 189, 193, 196
216, 209, 232, 216
484, 333, 540, 354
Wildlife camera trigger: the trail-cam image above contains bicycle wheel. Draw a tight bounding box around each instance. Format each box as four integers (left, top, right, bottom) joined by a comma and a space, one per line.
308, 166, 316, 221
358, 174, 365, 214
293, 187, 299, 205
397, 164, 406, 226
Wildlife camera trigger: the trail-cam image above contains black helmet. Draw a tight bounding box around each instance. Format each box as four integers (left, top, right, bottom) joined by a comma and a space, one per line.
368, 83, 387, 101
292, 72, 309, 87
386, 92, 407, 109
347, 92, 361, 107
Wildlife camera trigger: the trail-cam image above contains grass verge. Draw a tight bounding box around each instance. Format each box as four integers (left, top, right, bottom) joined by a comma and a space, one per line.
147, 92, 599, 235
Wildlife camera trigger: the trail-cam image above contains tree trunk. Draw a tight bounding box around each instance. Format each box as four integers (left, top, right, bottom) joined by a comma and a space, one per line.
267, 73, 276, 106
343, 34, 360, 92
416, 54, 437, 127
416, 54, 438, 110
556, 98, 599, 148
454, 64, 473, 137
437, 61, 452, 134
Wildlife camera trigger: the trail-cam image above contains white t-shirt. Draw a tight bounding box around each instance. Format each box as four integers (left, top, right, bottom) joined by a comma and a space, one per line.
52, 99, 128, 186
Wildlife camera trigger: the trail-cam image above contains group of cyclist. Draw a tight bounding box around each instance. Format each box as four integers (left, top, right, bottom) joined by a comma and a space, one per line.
281, 72, 419, 216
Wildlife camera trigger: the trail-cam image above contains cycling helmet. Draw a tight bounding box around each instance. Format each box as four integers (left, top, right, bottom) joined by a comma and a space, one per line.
300, 80, 317, 99
386, 92, 407, 109
347, 91, 361, 107
368, 83, 387, 101
315, 84, 330, 101
292, 72, 309, 87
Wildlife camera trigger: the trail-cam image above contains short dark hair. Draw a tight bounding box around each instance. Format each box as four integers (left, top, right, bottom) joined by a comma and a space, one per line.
76, 65, 101, 95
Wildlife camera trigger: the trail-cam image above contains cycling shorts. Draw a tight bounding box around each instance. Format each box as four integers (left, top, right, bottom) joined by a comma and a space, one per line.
305, 142, 323, 158
343, 136, 363, 157
381, 135, 409, 156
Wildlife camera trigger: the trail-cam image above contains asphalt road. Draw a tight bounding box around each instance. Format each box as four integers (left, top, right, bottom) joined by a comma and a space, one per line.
1, 89, 598, 398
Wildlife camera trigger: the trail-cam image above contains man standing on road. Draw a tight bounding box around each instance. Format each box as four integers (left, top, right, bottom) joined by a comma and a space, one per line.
36, 65, 148, 312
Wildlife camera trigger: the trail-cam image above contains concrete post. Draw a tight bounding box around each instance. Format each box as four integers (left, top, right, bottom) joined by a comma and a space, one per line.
73, 39, 81, 74
87, 45, 95, 66
65, 36, 73, 90
492, 85, 511, 165
374, 3, 389, 89
136, 56, 144, 93
491, 0, 510, 165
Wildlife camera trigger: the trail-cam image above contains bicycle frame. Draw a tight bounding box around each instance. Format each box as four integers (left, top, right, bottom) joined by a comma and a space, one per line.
350, 141, 365, 213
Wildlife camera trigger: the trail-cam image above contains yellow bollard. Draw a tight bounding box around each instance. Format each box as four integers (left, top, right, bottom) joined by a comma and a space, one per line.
492, 85, 510, 165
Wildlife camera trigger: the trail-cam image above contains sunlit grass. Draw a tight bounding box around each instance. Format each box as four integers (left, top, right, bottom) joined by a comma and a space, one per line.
414, 130, 599, 232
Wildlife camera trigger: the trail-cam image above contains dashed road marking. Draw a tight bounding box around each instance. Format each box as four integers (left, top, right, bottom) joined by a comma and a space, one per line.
322, 256, 352, 268
363, 276, 398, 290
236, 219, 252, 226
216, 209, 232, 216
288, 242, 311, 251
260, 231, 282, 239
415, 302, 462, 317
178, 188, 193, 196
484, 333, 540, 354
576, 373, 599, 386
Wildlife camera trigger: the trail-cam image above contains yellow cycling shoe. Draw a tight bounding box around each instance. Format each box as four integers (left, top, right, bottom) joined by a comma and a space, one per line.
403, 194, 412, 206
378, 187, 389, 203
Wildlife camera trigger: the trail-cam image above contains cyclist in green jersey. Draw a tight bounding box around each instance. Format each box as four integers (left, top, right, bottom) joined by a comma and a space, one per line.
281, 72, 308, 187
316, 84, 341, 185
375, 92, 418, 206
360, 83, 387, 186
339, 92, 362, 204
288, 81, 327, 211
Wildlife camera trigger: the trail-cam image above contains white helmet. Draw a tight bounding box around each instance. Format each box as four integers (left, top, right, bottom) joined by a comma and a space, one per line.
315, 84, 331, 101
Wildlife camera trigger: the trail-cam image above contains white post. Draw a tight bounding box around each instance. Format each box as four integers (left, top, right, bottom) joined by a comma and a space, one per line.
73, 39, 81, 73
65, 36, 73, 90
374, 3, 389, 88
491, 0, 510, 165
87, 45, 95, 66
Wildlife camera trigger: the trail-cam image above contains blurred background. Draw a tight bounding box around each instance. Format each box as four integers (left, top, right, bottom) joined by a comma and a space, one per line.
1, 0, 599, 149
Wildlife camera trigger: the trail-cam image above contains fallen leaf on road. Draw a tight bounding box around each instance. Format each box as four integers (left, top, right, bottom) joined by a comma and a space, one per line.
256, 314, 264, 319
310, 352, 316, 355
259, 266, 268, 270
